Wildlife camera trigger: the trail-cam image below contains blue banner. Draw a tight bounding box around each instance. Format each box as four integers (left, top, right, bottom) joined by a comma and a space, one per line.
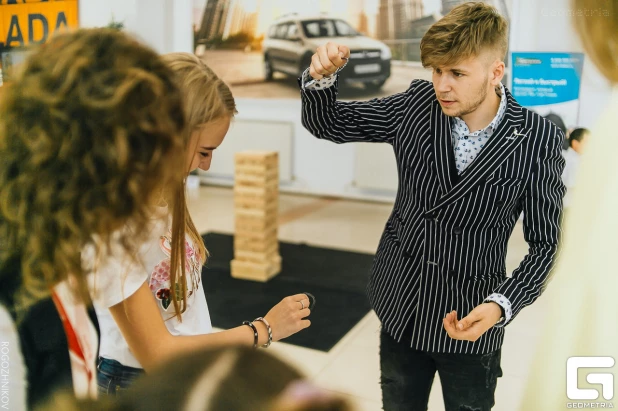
511, 52, 584, 107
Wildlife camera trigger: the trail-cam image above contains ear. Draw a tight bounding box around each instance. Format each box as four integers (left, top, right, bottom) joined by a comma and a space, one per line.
490, 59, 505, 86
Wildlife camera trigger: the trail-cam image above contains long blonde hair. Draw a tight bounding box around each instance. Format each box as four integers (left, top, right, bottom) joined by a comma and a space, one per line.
572, 0, 618, 83
161, 52, 237, 320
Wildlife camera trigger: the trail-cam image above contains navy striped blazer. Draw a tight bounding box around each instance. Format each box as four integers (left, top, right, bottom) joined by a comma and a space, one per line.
300, 79, 565, 354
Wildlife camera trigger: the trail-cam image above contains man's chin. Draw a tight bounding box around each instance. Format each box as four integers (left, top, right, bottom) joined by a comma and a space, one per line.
439, 106, 461, 117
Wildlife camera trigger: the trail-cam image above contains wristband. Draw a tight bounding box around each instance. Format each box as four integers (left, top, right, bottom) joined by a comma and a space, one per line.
242, 321, 258, 349
253, 317, 272, 348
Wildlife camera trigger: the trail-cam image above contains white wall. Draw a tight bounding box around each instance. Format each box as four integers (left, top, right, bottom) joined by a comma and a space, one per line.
78, 0, 193, 55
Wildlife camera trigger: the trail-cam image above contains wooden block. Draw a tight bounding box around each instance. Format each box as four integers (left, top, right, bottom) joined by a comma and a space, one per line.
233, 227, 277, 241
235, 151, 278, 162
231, 255, 281, 282
234, 155, 278, 170
235, 205, 278, 218
234, 195, 277, 209
234, 185, 278, 199
235, 216, 277, 232
234, 237, 278, 253
234, 248, 279, 263
235, 176, 279, 188
235, 165, 279, 179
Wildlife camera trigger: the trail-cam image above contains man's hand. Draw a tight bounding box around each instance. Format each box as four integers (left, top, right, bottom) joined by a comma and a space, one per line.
309, 42, 350, 80
443, 303, 503, 342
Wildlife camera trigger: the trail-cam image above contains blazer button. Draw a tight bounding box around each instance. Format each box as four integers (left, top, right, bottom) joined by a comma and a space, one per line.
453, 227, 463, 235
496, 200, 506, 207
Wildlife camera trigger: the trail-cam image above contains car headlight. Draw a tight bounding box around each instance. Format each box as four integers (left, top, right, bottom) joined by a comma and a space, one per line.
381, 46, 392, 60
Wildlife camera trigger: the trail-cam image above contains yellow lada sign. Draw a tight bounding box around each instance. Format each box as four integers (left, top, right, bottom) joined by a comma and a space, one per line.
0, 0, 78, 48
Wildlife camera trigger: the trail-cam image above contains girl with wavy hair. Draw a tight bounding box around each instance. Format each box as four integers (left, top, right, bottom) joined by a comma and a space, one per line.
0, 28, 187, 408
92, 53, 312, 394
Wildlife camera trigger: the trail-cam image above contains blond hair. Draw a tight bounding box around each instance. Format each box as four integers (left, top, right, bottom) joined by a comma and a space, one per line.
160, 52, 237, 320
421, 2, 508, 68
0, 29, 185, 315
572, 0, 618, 83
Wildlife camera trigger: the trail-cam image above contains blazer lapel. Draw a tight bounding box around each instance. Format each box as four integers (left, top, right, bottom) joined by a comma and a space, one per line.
430, 100, 457, 193
427, 89, 528, 214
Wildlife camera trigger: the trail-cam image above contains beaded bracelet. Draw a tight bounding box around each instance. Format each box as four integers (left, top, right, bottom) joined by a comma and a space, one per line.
242, 321, 258, 349
253, 317, 272, 348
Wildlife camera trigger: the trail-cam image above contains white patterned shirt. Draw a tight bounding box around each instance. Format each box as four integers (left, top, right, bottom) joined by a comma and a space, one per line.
451, 83, 507, 173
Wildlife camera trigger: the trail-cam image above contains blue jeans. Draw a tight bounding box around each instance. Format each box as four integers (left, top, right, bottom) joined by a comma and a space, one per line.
96, 357, 145, 395
380, 331, 503, 411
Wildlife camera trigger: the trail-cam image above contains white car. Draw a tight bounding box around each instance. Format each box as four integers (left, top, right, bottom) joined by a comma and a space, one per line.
263, 15, 392, 90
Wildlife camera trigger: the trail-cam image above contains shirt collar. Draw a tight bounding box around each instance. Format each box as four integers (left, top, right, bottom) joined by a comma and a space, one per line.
451, 83, 507, 138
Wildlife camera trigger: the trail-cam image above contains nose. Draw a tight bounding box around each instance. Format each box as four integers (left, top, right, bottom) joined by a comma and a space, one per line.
435, 75, 452, 93
200, 157, 212, 171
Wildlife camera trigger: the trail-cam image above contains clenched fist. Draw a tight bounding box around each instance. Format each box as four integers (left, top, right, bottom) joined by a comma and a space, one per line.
309, 41, 351, 80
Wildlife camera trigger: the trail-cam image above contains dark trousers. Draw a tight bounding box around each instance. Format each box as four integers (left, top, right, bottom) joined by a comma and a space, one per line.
380, 330, 503, 411
97, 357, 145, 395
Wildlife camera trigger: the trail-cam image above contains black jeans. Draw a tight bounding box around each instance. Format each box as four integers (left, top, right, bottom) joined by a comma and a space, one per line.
380, 330, 503, 411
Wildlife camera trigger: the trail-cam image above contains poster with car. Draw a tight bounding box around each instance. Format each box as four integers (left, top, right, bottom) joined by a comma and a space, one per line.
193, 0, 511, 99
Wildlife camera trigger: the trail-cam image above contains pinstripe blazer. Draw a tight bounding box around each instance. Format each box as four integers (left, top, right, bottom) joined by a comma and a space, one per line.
300, 79, 566, 354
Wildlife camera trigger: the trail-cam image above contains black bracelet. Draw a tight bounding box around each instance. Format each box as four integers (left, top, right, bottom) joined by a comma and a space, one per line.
242, 321, 258, 349
253, 317, 272, 348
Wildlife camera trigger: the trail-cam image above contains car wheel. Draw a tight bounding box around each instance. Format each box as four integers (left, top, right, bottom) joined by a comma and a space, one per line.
264, 56, 274, 81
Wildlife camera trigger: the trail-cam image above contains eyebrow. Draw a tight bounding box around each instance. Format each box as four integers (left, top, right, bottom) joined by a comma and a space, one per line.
200, 146, 217, 151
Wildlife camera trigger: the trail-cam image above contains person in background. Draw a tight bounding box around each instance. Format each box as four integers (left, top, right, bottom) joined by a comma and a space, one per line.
521, 0, 618, 408
561, 127, 590, 208
0, 28, 188, 409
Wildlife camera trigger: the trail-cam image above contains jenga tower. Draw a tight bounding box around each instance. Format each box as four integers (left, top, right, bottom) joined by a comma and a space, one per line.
231, 151, 282, 282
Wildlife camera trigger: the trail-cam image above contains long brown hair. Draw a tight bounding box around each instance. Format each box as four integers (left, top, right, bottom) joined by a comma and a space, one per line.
572, 0, 618, 83
161, 52, 237, 320
0, 29, 186, 316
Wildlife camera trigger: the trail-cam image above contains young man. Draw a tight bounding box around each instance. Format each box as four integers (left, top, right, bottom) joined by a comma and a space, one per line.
298, 3, 565, 410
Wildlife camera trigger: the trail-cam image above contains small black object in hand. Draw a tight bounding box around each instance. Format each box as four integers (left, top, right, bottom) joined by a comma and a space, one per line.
303, 292, 316, 311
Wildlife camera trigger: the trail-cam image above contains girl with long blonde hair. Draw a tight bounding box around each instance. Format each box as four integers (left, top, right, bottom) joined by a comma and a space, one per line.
93, 53, 312, 394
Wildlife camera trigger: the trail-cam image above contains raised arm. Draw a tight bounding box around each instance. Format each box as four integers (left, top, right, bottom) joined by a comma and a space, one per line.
300, 41, 415, 145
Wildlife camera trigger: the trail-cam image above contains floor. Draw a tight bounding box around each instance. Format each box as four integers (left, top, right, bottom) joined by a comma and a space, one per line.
188, 185, 547, 411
